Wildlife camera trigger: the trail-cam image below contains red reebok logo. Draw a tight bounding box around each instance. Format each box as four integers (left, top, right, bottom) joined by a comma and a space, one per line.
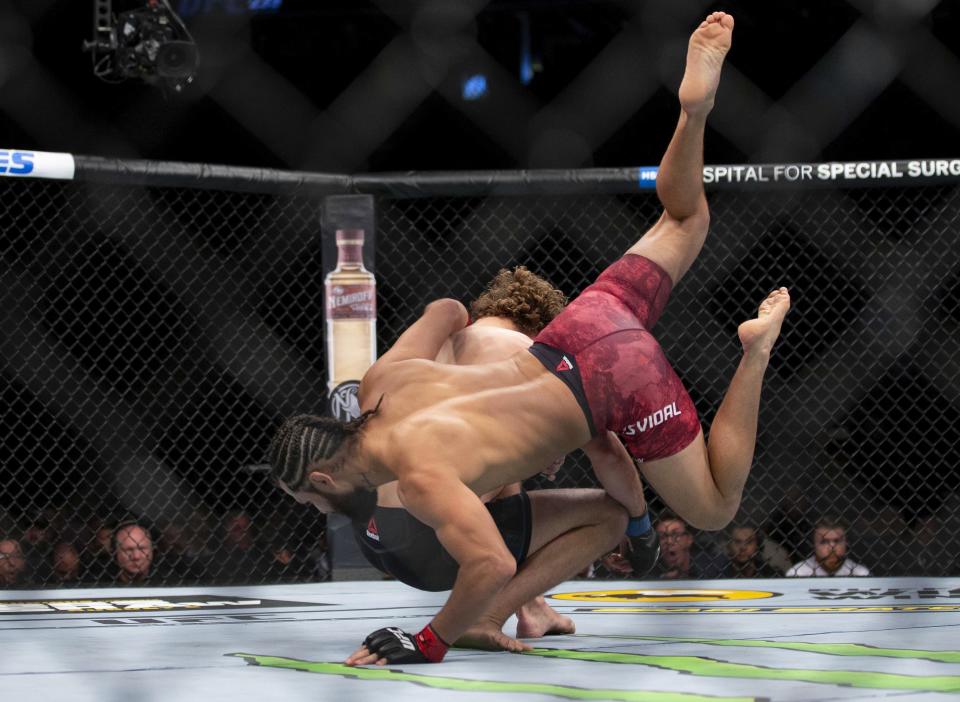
366, 518, 380, 542
556, 356, 573, 372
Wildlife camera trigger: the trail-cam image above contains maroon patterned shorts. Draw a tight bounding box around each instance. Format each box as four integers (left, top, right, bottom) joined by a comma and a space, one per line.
533, 254, 700, 462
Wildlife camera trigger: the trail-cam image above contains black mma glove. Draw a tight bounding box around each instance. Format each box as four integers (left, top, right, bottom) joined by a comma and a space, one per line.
624, 511, 660, 577
363, 624, 449, 663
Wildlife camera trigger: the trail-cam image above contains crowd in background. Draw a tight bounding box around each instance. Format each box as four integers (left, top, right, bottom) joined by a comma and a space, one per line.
588, 510, 957, 580
1, 501, 956, 589
0, 507, 331, 589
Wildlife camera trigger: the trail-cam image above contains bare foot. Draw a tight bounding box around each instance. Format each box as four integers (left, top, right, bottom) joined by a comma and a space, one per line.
455, 620, 532, 653
678, 12, 734, 116
516, 596, 576, 639
738, 288, 791, 356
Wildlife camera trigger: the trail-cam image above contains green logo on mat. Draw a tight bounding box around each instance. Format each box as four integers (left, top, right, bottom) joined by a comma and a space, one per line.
228, 653, 756, 702
230, 635, 960, 699
524, 639, 960, 694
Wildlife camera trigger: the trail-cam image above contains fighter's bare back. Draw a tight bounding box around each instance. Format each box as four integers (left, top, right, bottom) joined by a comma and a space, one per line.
356, 348, 591, 497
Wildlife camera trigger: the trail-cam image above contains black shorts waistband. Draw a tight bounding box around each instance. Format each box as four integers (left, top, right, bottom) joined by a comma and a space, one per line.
527, 342, 597, 437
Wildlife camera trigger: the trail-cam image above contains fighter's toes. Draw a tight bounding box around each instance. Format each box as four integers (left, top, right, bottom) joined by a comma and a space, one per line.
706, 11, 734, 30
759, 288, 791, 318
737, 288, 791, 354
679, 12, 734, 115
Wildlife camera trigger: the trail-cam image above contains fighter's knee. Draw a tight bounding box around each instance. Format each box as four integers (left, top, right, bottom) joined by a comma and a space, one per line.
666, 196, 709, 233
689, 196, 710, 229
487, 556, 517, 584
689, 498, 740, 531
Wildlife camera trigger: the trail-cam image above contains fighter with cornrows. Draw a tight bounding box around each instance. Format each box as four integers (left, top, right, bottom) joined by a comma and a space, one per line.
349, 266, 659, 649
271, 12, 792, 666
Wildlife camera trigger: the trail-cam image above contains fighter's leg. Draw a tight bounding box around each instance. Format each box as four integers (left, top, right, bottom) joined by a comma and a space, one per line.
640, 289, 791, 529
456, 489, 627, 650
477, 481, 574, 637
627, 12, 734, 285
516, 595, 573, 639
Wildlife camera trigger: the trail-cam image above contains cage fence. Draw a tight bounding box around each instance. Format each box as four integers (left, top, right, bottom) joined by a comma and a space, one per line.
0, 158, 959, 588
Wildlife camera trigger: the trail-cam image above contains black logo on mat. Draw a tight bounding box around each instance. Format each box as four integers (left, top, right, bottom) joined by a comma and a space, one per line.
0, 595, 322, 615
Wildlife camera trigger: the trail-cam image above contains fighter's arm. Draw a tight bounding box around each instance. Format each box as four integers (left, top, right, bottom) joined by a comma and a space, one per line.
582, 431, 646, 517
374, 298, 468, 367
583, 431, 660, 576
346, 470, 517, 665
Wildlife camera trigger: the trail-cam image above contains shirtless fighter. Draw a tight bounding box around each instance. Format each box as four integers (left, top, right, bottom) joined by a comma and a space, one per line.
271, 12, 792, 665
353, 267, 660, 647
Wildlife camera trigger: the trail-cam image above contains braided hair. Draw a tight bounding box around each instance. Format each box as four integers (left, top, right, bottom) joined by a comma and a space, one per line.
268, 397, 383, 491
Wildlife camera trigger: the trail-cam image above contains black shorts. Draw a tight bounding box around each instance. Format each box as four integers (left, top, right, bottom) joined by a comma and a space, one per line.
352, 492, 532, 592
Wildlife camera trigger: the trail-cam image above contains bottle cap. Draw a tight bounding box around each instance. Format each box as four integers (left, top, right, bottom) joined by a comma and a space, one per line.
336, 229, 365, 245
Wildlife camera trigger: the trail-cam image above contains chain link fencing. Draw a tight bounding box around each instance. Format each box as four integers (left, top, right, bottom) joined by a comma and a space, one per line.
1, 160, 958, 587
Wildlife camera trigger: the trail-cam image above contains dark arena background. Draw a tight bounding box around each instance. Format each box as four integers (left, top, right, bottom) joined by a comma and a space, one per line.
2, 3, 960, 701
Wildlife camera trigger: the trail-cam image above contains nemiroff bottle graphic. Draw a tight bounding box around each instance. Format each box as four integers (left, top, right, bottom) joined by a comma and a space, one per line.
325, 229, 376, 398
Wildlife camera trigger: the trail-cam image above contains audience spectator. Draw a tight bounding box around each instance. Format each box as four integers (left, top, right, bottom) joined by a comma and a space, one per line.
51, 542, 83, 585
900, 514, 956, 576
157, 521, 201, 584
113, 522, 156, 585
83, 521, 117, 582
21, 511, 56, 583
586, 538, 634, 579
215, 511, 265, 583
786, 517, 871, 577
0, 539, 29, 587
22, 511, 56, 555
94, 523, 114, 554
186, 510, 216, 560
582, 513, 713, 580
758, 531, 792, 574
654, 512, 712, 580
707, 524, 781, 578
765, 487, 813, 565
263, 533, 313, 583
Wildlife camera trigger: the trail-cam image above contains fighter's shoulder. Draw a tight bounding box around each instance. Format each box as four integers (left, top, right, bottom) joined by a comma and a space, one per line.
392, 408, 471, 439
364, 356, 436, 385
454, 325, 532, 363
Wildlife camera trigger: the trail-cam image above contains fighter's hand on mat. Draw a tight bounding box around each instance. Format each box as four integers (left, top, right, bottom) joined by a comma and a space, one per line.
346, 625, 449, 666
345, 643, 386, 667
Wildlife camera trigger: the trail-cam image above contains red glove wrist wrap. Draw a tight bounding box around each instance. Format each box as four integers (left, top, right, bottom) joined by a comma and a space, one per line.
415, 624, 449, 663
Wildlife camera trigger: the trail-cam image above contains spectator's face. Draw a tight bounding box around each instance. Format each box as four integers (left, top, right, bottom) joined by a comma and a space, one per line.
53, 544, 80, 580
94, 527, 113, 555
225, 514, 252, 545
161, 524, 187, 554
814, 527, 847, 573
729, 527, 758, 564
656, 519, 692, 568
25, 521, 51, 545
115, 526, 154, 578
0, 540, 26, 585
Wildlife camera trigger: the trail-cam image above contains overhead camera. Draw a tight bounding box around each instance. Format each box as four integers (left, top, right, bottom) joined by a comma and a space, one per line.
83, 0, 200, 92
